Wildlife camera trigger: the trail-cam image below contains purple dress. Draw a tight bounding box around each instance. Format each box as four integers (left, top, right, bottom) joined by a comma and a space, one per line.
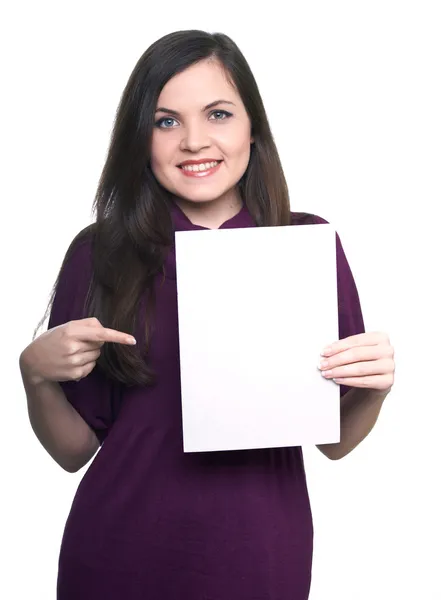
48, 204, 364, 600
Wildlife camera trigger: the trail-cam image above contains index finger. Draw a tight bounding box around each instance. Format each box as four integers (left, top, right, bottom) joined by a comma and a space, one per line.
81, 327, 137, 346
100, 328, 137, 345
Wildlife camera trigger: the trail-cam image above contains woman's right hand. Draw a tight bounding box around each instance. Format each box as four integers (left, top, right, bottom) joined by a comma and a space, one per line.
19, 317, 137, 386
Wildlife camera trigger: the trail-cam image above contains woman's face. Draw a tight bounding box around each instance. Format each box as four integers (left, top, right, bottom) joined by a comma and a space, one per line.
150, 59, 253, 207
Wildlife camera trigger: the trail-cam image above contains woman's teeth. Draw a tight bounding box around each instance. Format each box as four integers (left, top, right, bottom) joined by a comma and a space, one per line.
181, 161, 219, 172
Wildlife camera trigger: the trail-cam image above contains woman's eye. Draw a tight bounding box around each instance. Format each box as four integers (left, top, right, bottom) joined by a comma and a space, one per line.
156, 117, 178, 128
209, 110, 233, 121
155, 111, 232, 128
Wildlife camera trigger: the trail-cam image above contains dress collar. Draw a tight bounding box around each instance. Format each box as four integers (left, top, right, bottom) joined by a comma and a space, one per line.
170, 201, 255, 232
162, 201, 256, 281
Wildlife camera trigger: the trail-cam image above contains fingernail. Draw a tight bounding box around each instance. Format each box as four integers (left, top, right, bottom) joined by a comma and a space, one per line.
319, 360, 329, 369
321, 347, 332, 356
128, 337, 137, 345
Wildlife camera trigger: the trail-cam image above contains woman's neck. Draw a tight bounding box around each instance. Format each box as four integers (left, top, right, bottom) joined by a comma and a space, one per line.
173, 191, 243, 230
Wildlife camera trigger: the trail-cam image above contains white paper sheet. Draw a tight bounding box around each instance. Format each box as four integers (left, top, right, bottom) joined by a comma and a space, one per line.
175, 223, 339, 453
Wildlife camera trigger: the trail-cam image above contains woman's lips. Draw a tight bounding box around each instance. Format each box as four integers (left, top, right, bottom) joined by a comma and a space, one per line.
178, 161, 223, 178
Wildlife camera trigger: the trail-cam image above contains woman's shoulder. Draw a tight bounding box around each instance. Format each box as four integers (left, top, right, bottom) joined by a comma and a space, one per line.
59, 223, 97, 272
49, 224, 96, 329
53, 224, 97, 295
290, 211, 330, 226
66, 223, 96, 254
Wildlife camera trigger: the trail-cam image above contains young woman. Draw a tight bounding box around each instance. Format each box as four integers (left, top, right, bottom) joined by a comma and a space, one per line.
20, 30, 395, 600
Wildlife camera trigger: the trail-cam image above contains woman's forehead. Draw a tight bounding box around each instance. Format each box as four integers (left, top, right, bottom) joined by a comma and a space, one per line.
157, 60, 239, 108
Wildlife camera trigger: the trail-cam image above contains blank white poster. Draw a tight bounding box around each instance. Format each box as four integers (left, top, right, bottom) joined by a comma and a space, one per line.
175, 223, 339, 452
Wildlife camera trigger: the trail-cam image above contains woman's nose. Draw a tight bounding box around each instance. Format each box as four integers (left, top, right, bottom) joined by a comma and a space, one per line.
179, 122, 210, 152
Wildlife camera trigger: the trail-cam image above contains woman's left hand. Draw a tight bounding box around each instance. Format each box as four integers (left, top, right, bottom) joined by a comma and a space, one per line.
318, 332, 395, 392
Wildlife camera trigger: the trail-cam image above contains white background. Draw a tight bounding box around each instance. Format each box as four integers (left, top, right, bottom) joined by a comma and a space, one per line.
2, 1, 440, 598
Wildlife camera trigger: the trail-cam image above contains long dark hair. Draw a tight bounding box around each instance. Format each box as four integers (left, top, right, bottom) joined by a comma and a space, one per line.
35, 30, 292, 387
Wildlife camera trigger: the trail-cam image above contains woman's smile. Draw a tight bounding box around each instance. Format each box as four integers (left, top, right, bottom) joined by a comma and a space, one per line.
178, 160, 223, 178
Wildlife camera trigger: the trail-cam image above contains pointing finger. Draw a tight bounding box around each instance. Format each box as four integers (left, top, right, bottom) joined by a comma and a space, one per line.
96, 328, 137, 345
74, 325, 136, 346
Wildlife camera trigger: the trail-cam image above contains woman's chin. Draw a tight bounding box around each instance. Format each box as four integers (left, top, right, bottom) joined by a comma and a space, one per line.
174, 189, 232, 205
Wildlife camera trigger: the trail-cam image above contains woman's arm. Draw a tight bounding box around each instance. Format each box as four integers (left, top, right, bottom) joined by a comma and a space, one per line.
20, 350, 100, 473
317, 386, 390, 460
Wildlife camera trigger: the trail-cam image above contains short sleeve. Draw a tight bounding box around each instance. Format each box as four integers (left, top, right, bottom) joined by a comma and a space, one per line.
311, 215, 365, 398
47, 235, 116, 445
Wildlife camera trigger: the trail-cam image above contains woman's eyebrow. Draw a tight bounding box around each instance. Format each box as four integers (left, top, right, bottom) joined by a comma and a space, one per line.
155, 99, 236, 116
